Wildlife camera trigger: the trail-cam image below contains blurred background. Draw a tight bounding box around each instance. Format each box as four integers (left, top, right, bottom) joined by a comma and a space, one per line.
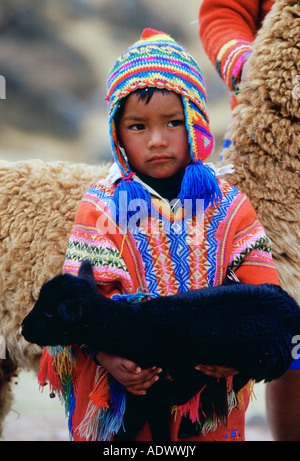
0, 0, 272, 441
0, 0, 232, 165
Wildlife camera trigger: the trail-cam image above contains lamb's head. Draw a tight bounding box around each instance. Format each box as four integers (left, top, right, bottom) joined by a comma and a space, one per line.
21, 260, 98, 346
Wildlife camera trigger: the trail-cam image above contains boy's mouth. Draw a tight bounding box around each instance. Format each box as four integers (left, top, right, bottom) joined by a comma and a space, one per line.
149, 155, 172, 164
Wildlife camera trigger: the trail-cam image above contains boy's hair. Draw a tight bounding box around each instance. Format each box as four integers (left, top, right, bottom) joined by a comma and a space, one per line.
106, 28, 222, 217
114, 87, 169, 143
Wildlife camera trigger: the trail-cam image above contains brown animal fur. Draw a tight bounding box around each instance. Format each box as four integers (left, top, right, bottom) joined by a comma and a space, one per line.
0, 159, 109, 435
220, 0, 300, 304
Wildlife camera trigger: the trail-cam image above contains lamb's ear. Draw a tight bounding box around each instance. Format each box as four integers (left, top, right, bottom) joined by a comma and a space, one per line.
78, 259, 97, 286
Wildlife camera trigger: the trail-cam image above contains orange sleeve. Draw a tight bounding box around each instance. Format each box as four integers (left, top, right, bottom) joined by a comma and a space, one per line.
199, 0, 273, 92
235, 259, 279, 285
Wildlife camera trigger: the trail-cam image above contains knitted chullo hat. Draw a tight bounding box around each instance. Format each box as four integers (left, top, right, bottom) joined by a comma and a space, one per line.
106, 28, 222, 220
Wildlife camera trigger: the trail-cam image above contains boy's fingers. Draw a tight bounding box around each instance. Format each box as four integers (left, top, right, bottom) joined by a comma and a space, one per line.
132, 368, 160, 383
121, 358, 142, 374
126, 374, 160, 395
124, 367, 162, 388
126, 386, 147, 396
122, 359, 162, 377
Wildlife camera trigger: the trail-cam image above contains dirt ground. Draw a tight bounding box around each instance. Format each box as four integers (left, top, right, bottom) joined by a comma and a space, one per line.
0, 371, 273, 441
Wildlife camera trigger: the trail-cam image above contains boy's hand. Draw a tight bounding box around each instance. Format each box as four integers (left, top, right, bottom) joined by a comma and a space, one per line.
96, 351, 162, 396
238, 59, 250, 90
195, 364, 238, 379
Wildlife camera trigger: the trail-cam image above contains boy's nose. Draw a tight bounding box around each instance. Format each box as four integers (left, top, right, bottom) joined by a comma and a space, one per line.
148, 128, 168, 148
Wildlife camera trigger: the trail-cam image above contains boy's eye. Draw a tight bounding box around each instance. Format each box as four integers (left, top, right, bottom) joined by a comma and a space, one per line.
168, 120, 184, 127
130, 123, 145, 131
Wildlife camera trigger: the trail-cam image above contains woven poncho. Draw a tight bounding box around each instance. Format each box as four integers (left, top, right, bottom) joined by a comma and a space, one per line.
38, 175, 279, 441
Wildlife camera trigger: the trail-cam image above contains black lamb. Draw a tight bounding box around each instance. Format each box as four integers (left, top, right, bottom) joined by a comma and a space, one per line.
22, 260, 300, 440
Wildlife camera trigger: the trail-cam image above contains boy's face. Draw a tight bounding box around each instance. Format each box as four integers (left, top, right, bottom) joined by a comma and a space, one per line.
118, 91, 191, 179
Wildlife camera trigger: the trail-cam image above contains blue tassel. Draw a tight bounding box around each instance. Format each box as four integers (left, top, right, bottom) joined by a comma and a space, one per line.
97, 379, 127, 440
112, 176, 152, 231
112, 288, 152, 304
110, 378, 127, 423
67, 383, 76, 440
178, 162, 222, 213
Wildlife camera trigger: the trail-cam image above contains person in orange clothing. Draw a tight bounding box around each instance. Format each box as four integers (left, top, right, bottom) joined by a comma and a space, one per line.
199, 0, 274, 110
199, 0, 300, 441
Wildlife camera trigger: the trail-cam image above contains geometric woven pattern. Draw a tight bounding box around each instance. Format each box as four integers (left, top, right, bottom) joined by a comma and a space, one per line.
63, 176, 278, 297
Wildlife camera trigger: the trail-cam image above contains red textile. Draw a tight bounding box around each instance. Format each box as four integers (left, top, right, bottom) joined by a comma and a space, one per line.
199, 0, 274, 103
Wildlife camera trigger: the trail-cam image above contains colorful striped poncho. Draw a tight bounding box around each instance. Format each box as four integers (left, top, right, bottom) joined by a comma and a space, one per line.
38, 171, 279, 441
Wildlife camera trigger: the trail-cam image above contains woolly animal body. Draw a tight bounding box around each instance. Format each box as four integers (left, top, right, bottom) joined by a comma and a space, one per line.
0, 159, 109, 435
220, 0, 300, 304
0, 159, 109, 369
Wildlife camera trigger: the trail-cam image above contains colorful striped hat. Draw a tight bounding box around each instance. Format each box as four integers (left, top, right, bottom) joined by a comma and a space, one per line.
106, 28, 221, 215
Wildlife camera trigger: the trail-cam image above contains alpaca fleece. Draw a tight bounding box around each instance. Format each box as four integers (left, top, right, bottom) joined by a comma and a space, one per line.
0, 159, 109, 435
21, 260, 300, 440
220, 0, 300, 304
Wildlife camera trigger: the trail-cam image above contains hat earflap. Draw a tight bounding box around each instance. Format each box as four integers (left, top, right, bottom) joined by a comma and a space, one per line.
109, 115, 152, 229
178, 96, 222, 212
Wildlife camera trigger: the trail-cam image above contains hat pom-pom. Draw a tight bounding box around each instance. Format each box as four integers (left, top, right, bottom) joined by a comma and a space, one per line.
178, 162, 222, 213
112, 176, 152, 232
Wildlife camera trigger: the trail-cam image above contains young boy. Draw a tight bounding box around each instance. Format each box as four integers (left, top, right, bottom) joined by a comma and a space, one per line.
39, 28, 279, 441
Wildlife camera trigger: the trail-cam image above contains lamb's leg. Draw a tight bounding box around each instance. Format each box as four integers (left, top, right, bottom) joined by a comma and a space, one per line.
147, 404, 171, 441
